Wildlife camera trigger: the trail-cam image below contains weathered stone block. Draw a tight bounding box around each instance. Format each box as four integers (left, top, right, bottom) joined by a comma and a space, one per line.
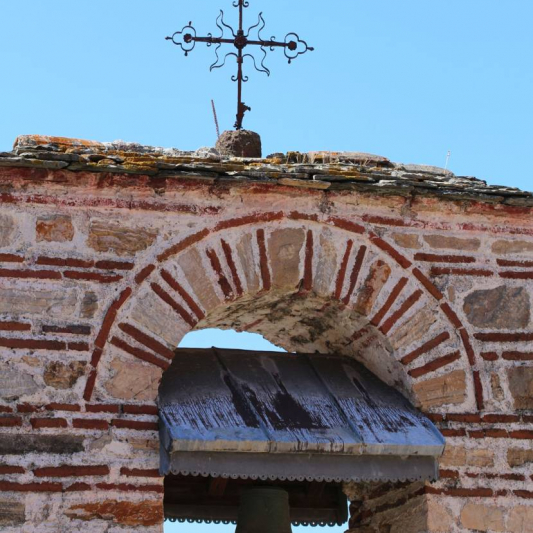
491, 372, 505, 401
508, 367, 533, 409
236, 233, 260, 293
392, 233, 421, 249
439, 445, 466, 467
0, 288, 77, 316
127, 437, 159, 450
439, 445, 493, 468
0, 500, 25, 526
463, 285, 530, 329
36, 215, 74, 242
427, 499, 454, 532
66, 499, 163, 527
466, 448, 494, 467
460, 503, 505, 532
129, 437, 159, 452
0, 434, 84, 455
43, 361, 86, 389
412, 370, 466, 409
492, 239, 533, 255
81, 291, 98, 318
268, 228, 305, 289
313, 230, 338, 296
88, 220, 157, 256
375, 495, 428, 533
131, 290, 188, 346
354, 260, 391, 316
104, 358, 162, 401
178, 248, 222, 313
508, 448, 533, 468
508, 506, 533, 533
424, 234, 480, 251
0, 214, 15, 247
390, 306, 437, 350
0, 366, 41, 400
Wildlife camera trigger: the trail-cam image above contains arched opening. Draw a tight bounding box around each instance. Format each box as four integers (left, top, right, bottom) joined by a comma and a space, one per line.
163, 328, 348, 533
87, 218, 462, 533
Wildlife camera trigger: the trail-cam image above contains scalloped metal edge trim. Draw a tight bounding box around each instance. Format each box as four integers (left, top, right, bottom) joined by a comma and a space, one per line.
169, 468, 435, 483
164, 517, 343, 527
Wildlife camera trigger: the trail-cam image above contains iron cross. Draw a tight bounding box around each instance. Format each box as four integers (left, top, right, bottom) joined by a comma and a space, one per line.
166, 0, 314, 130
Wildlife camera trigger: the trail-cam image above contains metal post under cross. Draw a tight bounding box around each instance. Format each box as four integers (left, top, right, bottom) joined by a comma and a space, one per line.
166, 0, 314, 131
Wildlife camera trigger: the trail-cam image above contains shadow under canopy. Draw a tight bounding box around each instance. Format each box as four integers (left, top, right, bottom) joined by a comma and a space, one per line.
159, 348, 444, 526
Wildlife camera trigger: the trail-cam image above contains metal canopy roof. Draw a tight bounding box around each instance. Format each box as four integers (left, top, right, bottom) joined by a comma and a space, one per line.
159, 348, 444, 483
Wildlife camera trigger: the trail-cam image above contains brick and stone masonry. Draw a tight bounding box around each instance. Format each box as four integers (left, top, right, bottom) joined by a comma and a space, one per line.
0, 134, 532, 531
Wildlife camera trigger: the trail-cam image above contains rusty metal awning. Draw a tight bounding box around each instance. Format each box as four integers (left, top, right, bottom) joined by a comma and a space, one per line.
159, 348, 444, 483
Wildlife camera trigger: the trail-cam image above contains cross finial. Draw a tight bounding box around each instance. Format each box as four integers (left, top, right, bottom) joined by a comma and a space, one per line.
166, 0, 314, 130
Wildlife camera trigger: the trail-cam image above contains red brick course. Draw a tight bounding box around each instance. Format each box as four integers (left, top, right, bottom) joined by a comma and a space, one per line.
206, 248, 234, 300
302, 230, 314, 292
119, 323, 174, 360
342, 245, 367, 305
160, 269, 205, 320
94, 287, 133, 351
65, 482, 92, 492
111, 336, 170, 370
31, 418, 68, 429
370, 277, 408, 326
0, 465, 25, 474
256, 228, 271, 291
95, 482, 164, 493
123, 405, 158, 415
0, 416, 22, 427
408, 351, 461, 378
63, 270, 123, 283
151, 283, 196, 328
34, 465, 109, 477
475, 332, 533, 342
400, 332, 450, 365
221, 239, 244, 296
412, 268, 443, 300
120, 468, 161, 478
334, 240, 353, 300
157, 228, 210, 262
0, 268, 62, 280
45, 403, 81, 412
86, 404, 120, 414
112, 419, 158, 431
380, 290, 423, 335
0, 481, 63, 492
0, 321, 31, 331
430, 267, 493, 277
415, 253, 476, 263
72, 419, 110, 430
0, 253, 24, 263
502, 351, 533, 360
368, 233, 412, 269
135, 264, 156, 284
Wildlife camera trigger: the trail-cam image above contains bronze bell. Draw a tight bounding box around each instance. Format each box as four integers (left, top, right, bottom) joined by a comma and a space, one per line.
235, 487, 292, 533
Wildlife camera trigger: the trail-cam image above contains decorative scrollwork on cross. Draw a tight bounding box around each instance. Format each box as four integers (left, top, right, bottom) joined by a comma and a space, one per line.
166, 0, 314, 130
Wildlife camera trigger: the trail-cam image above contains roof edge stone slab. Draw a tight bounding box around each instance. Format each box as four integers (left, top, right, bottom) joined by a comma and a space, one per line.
1, 134, 531, 206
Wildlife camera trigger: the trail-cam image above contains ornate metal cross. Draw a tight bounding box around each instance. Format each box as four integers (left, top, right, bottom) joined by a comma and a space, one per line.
166, 0, 314, 130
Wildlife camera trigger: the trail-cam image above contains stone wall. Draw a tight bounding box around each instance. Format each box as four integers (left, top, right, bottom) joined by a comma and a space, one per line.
0, 136, 532, 532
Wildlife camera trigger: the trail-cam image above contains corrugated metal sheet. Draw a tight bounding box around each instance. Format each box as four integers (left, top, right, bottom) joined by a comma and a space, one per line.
159, 348, 444, 482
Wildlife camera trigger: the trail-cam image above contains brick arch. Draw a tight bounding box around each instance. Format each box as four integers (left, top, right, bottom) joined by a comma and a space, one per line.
84, 212, 480, 413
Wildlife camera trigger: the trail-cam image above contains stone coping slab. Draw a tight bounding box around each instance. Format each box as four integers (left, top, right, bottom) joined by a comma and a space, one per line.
0, 134, 530, 206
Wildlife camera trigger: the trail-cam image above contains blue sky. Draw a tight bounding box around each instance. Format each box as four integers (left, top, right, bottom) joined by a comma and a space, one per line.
1, 1, 532, 192
1, 2, 531, 531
